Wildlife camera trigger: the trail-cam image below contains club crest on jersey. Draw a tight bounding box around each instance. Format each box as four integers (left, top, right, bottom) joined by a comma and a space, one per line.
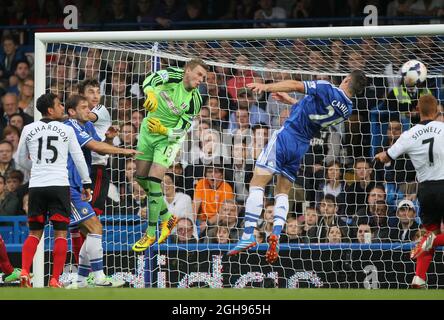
81, 207, 89, 216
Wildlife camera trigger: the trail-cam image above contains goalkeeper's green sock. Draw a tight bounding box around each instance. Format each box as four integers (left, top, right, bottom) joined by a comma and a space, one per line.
159, 198, 172, 222
147, 177, 164, 237
136, 176, 150, 192
138, 175, 172, 223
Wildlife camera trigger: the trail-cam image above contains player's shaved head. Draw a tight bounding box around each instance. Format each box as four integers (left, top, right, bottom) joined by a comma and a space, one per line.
349, 69, 367, 96
418, 94, 438, 119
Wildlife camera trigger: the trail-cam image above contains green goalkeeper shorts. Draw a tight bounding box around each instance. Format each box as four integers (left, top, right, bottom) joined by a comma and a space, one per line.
136, 118, 181, 168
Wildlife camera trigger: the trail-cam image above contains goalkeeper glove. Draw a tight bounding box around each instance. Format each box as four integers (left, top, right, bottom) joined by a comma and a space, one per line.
147, 118, 185, 141
143, 89, 158, 112
147, 117, 168, 135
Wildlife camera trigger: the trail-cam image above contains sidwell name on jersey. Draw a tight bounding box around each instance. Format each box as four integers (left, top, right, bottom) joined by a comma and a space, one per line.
25, 123, 69, 142
411, 126, 443, 140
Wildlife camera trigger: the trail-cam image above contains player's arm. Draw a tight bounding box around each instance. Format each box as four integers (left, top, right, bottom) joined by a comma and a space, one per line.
375, 132, 409, 164
85, 139, 142, 157
247, 80, 305, 95
16, 127, 32, 171
142, 67, 184, 112
142, 67, 183, 94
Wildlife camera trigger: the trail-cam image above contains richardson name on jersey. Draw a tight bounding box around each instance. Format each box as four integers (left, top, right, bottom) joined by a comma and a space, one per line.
25, 123, 69, 142
412, 125, 443, 140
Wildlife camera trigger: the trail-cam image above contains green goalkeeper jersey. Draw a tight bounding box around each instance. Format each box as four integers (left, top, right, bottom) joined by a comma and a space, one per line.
142, 67, 203, 134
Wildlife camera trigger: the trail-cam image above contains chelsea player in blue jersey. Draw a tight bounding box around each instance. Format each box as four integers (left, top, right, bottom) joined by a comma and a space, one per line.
63, 95, 141, 288
228, 70, 367, 263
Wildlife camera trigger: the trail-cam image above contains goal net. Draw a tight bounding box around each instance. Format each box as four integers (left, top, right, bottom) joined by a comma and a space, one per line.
34, 26, 444, 288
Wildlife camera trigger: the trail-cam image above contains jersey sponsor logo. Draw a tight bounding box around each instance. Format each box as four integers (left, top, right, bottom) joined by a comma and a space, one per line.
160, 91, 182, 115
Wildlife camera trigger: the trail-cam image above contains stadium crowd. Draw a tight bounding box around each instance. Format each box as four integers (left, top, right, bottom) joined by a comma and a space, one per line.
0, 34, 443, 249
0, 1, 443, 252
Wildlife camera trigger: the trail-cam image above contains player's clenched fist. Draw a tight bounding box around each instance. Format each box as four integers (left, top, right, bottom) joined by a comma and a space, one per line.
147, 117, 168, 135
143, 89, 158, 112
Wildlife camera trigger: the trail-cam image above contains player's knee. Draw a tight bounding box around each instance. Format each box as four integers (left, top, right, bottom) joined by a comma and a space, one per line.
52, 221, 69, 232
29, 221, 45, 231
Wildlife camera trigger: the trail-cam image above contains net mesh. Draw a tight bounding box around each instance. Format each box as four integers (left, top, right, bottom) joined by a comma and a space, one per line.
42, 34, 444, 288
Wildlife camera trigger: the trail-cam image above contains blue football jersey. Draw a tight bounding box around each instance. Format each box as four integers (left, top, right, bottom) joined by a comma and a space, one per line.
283, 80, 353, 142
64, 119, 101, 189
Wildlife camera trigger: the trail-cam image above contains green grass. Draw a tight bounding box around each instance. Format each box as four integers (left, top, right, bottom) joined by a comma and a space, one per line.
1, 288, 444, 300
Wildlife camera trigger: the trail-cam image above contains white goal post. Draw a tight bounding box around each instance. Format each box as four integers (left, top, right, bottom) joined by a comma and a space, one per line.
32, 24, 444, 288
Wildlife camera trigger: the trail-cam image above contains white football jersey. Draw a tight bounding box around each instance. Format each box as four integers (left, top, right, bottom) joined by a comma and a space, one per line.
91, 104, 111, 166
388, 120, 444, 183
17, 120, 91, 188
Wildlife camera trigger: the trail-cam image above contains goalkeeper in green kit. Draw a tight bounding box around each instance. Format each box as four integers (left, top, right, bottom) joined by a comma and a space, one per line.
132, 58, 208, 252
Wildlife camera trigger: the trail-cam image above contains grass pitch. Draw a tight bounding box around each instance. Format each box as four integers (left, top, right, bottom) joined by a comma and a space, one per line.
1, 288, 444, 300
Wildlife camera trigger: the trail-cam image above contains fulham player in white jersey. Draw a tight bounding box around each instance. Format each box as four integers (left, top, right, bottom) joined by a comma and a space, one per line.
375, 94, 444, 289
16, 93, 92, 288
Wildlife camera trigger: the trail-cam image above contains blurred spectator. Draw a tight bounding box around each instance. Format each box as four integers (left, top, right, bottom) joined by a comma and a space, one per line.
257, 201, 274, 238
193, 165, 234, 235
119, 180, 146, 216
329, 39, 347, 73
229, 105, 250, 135
252, 124, 269, 160
34, 0, 64, 32
280, 216, 303, 243
253, 226, 266, 244
355, 223, 373, 243
135, 0, 156, 27
360, 38, 383, 71
386, 0, 415, 24
389, 199, 420, 242
152, 0, 187, 30
369, 200, 393, 243
5, 169, 23, 195
325, 225, 344, 244
162, 172, 197, 238
408, 0, 442, 18
0, 35, 25, 81
8, 59, 31, 95
0, 140, 15, 178
131, 109, 145, 136
383, 42, 405, 92
3, 124, 29, 182
184, 0, 208, 27
308, 194, 347, 243
103, 0, 134, 28
306, 48, 325, 72
374, 119, 416, 203
204, 97, 229, 132
9, 113, 24, 132
344, 158, 376, 217
17, 77, 34, 117
169, 217, 198, 244
315, 161, 347, 215
289, 0, 310, 21
254, 0, 286, 28
204, 199, 242, 242
235, 0, 258, 24
230, 137, 254, 205
386, 68, 432, 125
353, 184, 388, 229
229, 88, 270, 133
0, 174, 20, 216
226, 54, 256, 101
299, 206, 318, 242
